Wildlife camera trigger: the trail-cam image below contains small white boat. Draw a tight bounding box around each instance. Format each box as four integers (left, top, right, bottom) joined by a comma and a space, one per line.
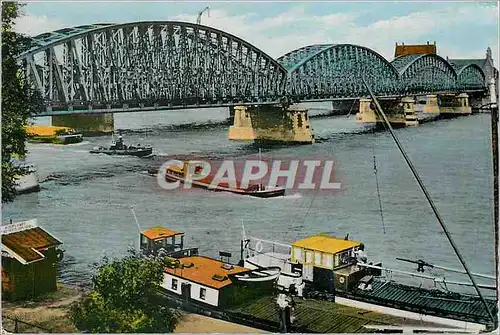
233, 266, 281, 282
11, 159, 40, 194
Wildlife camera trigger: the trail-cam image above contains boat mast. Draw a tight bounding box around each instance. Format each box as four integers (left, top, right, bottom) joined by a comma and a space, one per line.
362, 77, 496, 325
259, 148, 262, 191
490, 102, 499, 304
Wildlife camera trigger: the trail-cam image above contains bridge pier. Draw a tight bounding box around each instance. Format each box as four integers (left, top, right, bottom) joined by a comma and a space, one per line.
423, 95, 440, 114
356, 97, 417, 127
228, 105, 315, 144
51, 113, 114, 136
438, 93, 472, 116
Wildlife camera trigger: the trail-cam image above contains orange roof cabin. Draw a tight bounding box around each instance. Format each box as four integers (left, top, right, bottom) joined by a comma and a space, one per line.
1, 219, 64, 301
394, 41, 437, 58
143, 226, 276, 308
140, 227, 189, 257
160, 255, 275, 308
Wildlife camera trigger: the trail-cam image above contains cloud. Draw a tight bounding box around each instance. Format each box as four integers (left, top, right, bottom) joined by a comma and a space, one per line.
13, 3, 498, 65
170, 3, 497, 63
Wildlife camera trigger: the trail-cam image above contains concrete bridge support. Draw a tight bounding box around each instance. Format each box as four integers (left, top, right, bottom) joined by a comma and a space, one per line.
438, 93, 472, 116
228, 105, 315, 144
423, 95, 440, 114
52, 113, 114, 136
356, 97, 417, 127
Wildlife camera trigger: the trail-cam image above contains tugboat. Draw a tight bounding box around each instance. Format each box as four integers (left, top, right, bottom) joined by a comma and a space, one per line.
164, 160, 286, 198
90, 133, 152, 157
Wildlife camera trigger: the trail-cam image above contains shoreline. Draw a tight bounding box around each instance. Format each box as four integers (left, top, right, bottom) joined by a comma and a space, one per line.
1, 283, 266, 333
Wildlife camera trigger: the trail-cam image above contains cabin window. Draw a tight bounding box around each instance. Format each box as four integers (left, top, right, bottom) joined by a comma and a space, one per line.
293, 247, 303, 262
305, 251, 313, 264
340, 251, 350, 265
324, 254, 334, 268
314, 252, 322, 266
200, 288, 206, 300
171, 278, 178, 290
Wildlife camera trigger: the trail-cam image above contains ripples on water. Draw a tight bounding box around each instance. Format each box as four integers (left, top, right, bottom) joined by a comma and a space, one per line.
2, 106, 496, 295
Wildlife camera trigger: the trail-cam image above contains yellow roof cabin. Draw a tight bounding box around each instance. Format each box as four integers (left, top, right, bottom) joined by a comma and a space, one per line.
25, 125, 72, 137
292, 234, 361, 255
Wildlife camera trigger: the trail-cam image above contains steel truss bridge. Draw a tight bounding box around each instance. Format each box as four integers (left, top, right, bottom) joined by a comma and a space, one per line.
17, 21, 487, 116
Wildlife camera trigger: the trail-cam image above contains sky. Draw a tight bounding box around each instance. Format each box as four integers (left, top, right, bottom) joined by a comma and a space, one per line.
13, 1, 500, 64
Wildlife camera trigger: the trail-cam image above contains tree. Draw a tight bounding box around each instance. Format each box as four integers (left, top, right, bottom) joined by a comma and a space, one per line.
2, 2, 43, 202
69, 249, 181, 333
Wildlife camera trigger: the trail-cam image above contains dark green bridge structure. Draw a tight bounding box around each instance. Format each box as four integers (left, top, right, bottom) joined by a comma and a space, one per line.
17, 21, 488, 116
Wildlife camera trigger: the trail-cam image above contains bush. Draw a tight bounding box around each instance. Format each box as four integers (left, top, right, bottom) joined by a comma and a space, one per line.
69, 250, 180, 333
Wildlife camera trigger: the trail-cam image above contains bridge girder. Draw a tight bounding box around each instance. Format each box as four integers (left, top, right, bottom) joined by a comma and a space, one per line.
277, 44, 400, 99
18, 21, 288, 112
392, 54, 458, 94
455, 64, 485, 91
18, 23, 489, 115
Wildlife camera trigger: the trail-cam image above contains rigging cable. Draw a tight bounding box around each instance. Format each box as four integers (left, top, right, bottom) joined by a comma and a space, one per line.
372, 141, 386, 234
361, 77, 496, 326
346, 99, 357, 118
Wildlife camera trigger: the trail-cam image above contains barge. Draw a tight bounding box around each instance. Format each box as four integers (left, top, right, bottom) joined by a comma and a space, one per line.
137, 226, 472, 333
163, 160, 285, 198
239, 232, 497, 331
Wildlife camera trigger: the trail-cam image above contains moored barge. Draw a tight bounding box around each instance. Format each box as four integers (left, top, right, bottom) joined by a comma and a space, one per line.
239, 232, 497, 331
137, 226, 485, 333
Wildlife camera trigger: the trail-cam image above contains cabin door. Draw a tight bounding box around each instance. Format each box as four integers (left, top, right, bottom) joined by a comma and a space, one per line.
181, 283, 191, 302
303, 264, 314, 281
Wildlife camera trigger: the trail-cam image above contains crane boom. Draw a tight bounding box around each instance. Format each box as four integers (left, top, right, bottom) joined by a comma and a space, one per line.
196, 6, 210, 25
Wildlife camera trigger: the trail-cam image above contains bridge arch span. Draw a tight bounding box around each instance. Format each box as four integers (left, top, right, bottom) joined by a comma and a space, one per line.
19, 21, 288, 112
455, 64, 485, 91
392, 54, 458, 94
277, 44, 400, 99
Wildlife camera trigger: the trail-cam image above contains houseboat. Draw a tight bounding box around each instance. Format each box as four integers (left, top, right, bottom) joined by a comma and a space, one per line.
26, 125, 83, 144
163, 160, 286, 198
238, 231, 497, 331
138, 226, 279, 309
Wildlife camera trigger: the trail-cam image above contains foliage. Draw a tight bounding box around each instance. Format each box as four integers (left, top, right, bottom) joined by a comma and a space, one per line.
1, 2, 43, 202
69, 249, 181, 333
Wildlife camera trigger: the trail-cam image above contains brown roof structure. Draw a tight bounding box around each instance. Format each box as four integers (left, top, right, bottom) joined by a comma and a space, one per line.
165, 256, 248, 289
141, 227, 183, 241
394, 42, 436, 58
2, 227, 62, 264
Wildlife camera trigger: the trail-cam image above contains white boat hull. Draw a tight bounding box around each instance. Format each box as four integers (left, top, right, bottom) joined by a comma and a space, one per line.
14, 168, 40, 194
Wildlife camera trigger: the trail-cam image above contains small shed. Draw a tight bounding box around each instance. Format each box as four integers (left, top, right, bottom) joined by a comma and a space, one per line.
1, 219, 64, 301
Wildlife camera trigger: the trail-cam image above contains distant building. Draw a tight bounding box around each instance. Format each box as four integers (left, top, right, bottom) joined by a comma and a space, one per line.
448, 47, 499, 100
394, 41, 437, 58
1, 219, 64, 301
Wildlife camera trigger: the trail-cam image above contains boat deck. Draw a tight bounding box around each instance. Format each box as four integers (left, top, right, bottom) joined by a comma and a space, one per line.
341, 280, 497, 326
228, 295, 442, 333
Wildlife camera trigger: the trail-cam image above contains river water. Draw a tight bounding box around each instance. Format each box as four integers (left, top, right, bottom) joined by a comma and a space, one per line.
2, 106, 496, 295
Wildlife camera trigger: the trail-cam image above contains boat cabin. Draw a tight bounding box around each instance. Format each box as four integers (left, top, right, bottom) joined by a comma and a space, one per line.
140, 227, 185, 257
1, 219, 64, 301
160, 255, 274, 308
166, 161, 208, 180
291, 234, 372, 293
